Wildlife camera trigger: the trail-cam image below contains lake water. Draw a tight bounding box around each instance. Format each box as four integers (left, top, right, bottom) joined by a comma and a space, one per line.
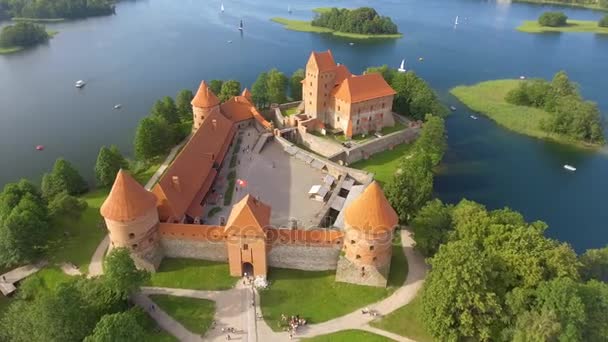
1, 0, 607, 252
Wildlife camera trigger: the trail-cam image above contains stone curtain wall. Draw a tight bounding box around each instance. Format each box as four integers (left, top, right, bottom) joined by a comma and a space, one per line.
268, 244, 341, 270
158, 223, 228, 261
297, 126, 345, 158
344, 127, 418, 164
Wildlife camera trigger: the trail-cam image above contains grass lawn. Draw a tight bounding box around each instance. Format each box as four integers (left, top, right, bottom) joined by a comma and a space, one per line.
450, 80, 600, 148
142, 313, 179, 342
0, 295, 12, 319
517, 20, 608, 34
271, 16, 402, 39
150, 295, 215, 335
303, 329, 395, 341
350, 143, 415, 186
133, 159, 163, 186
283, 107, 299, 116
148, 258, 236, 290
370, 294, 434, 342
11, 17, 65, 22
261, 244, 407, 331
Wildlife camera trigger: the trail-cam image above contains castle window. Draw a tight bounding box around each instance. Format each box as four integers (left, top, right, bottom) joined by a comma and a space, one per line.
131, 244, 138, 249
350, 240, 355, 244
338, 106, 340, 111
149, 237, 154, 243
356, 254, 361, 259
324, 84, 327, 88
129, 233, 135, 239
309, 92, 312, 96
369, 245, 374, 251
382, 103, 385, 108
371, 105, 374, 110
243, 244, 249, 250
356, 119, 360, 125
373, 257, 377, 261
310, 82, 312, 86
323, 102, 326, 106
309, 101, 312, 105
201, 115, 205, 120
337, 117, 340, 122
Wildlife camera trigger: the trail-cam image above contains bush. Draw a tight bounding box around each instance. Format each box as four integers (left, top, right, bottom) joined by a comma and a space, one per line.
600, 15, 608, 27
538, 11, 568, 27
311, 7, 398, 34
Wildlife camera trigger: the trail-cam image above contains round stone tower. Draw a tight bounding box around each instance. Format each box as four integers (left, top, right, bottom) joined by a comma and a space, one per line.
335, 181, 398, 287
100, 169, 163, 271
191, 80, 221, 132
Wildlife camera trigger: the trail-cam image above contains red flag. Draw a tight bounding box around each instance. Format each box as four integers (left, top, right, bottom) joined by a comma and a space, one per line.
237, 179, 247, 187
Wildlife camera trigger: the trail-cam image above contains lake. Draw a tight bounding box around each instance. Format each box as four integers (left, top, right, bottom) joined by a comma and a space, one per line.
1, 0, 606, 252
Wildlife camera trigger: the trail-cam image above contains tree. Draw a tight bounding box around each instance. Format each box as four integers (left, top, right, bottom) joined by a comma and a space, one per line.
218, 80, 241, 102
251, 72, 269, 108
151, 96, 179, 125
600, 15, 608, 27
538, 12, 568, 27
0, 22, 48, 49
84, 310, 146, 342
365, 64, 395, 84
95, 145, 128, 187
289, 69, 305, 101
266, 68, 288, 104
134, 116, 172, 161
410, 199, 453, 257
48, 191, 87, 218
385, 152, 433, 223
311, 7, 398, 34
579, 246, 608, 282
41, 158, 88, 199
104, 248, 150, 300
209, 79, 223, 95
388, 71, 446, 120
511, 309, 562, 342
175, 89, 194, 121
416, 114, 447, 166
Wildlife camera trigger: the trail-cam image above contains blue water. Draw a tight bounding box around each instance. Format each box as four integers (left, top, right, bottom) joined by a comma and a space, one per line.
1, 0, 606, 251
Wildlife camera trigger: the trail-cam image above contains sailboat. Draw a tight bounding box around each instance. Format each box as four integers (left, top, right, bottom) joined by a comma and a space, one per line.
221, 3, 224, 12
238, 19, 243, 31
398, 59, 406, 72
288, 5, 291, 13
455, 15, 459, 26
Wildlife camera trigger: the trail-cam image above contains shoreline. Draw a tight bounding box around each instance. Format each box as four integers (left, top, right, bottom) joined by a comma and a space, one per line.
512, 0, 608, 12
450, 80, 601, 150
0, 30, 58, 55
271, 17, 402, 39
517, 20, 608, 33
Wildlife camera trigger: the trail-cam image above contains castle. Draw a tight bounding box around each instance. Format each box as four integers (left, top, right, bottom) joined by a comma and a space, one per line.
100, 51, 400, 287
302, 50, 397, 138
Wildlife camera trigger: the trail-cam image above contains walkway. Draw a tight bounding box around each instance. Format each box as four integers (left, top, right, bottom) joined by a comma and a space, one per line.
144, 137, 189, 191
0, 261, 47, 295
88, 235, 110, 277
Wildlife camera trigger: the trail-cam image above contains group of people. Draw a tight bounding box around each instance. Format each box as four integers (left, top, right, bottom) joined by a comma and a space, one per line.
280, 313, 307, 339
361, 307, 380, 317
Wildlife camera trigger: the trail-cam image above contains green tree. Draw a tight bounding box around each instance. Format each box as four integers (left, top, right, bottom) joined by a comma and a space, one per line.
47, 191, 87, 219
0, 22, 48, 49
134, 116, 172, 161
311, 7, 398, 34
151, 96, 179, 125
365, 64, 396, 84
289, 68, 305, 101
84, 310, 146, 342
415, 114, 447, 166
209, 79, 223, 95
267, 68, 288, 104
600, 15, 608, 27
95, 145, 128, 187
538, 12, 568, 27
511, 309, 562, 342
218, 80, 241, 102
175, 89, 194, 121
410, 199, 453, 257
385, 152, 433, 223
104, 248, 150, 300
579, 246, 608, 282
251, 72, 269, 108
388, 71, 445, 120
41, 158, 88, 199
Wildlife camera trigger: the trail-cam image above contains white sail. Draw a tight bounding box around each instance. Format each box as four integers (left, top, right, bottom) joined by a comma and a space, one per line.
288, 5, 291, 13
221, 3, 224, 12
455, 15, 459, 25
398, 59, 406, 72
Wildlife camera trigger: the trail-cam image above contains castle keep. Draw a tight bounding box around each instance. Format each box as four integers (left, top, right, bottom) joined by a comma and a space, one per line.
100, 51, 401, 287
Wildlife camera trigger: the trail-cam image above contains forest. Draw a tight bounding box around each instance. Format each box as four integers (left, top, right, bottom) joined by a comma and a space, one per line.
311, 7, 399, 35
517, 0, 608, 9
0, 0, 115, 20
0, 22, 48, 49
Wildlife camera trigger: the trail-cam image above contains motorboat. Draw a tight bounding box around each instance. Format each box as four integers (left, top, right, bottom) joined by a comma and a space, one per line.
35, 145, 44, 151
450, 105, 457, 111
227, 40, 233, 43
114, 104, 121, 109
238, 19, 243, 31
470, 115, 478, 120
75, 80, 86, 88
520, 75, 526, 80
349, 42, 354, 46
418, 57, 424, 61
398, 59, 406, 72
564, 164, 576, 172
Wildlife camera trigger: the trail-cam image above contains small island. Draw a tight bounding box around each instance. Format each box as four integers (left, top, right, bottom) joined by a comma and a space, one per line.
518, 11, 608, 34
0, 22, 55, 54
513, 0, 608, 11
0, 0, 116, 22
451, 71, 605, 147
271, 7, 402, 39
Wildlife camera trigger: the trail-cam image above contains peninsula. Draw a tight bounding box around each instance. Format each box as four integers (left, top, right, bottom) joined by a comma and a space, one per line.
451, 72, 605, 147
271, 7, 402, 39
518, 11, 608, 34
0, 22, 56, 54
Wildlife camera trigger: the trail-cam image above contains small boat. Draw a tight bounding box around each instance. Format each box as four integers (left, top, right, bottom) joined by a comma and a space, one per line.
113, 104, 121, 109
75, 80, 86, 88
519, 75, 526, 80
238, 19, 243, 31
227, 40, 233, 43
36, 145, 44, 151
450, 105, 457, 111
288, 5, 291, 13
349, 42, 354, 46
418, 57, 424, 61
470, 115, 478, 120
398, 59, 406, 72
455, 15, 459, 26
221, 3, 224, 12
564, 164, 576, 172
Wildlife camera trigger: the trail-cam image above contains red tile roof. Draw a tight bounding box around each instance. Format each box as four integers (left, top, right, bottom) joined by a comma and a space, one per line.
220, 96, 257, 123
191, 81, 220, 108
344, 181, 398, 233
309, 50, 337, 72
224, 194, 271, 238
101, 170, 157, 222
153, 110, 235, 220
334, 64, 352, 86
332, 73, 396, 103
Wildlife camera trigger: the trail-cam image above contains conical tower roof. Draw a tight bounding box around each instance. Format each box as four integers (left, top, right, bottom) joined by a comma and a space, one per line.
224, 194, 271, 237
344, 181, 398, 233
241, 88, 252, 101
100, 170, 157, 222
191, 80, 220, 108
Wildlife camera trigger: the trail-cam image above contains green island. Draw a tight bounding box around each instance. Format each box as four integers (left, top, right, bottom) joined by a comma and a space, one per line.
512, 0, 608, 11
451, 71, 605, 148
0, 0, 116, 21
518, 19, 608, 33
271, 7, 402, 39
0, 22, 57, 55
